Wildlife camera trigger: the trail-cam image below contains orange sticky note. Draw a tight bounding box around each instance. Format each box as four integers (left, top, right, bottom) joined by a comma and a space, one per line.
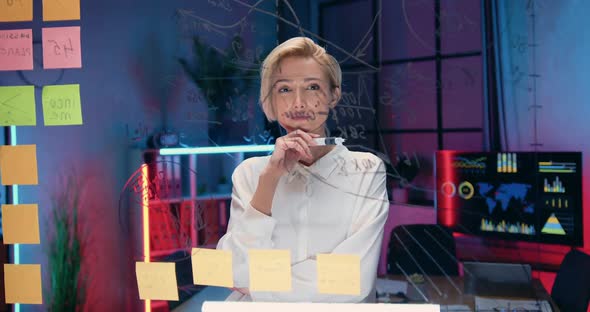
191, 248, 233, 288
0, 29, 33, 71
317, 254, 361, 295
0, 85, 36, 126
2, 204, 40, 244
135, 262, 179, 301
0, 144, 38, 185
42, 26, 81, 69
4, 264, 42, 304
42, 84, 83, 126
248, 249, 291, 292
0, 0, 33, 22
43, 0, 80, 21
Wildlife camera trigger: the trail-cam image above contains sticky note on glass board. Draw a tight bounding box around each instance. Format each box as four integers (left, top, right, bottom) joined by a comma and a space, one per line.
42, 84, 83, 126
42, 26, 81, 69
191, 248, 234, 288
2, 204, 40, 244
4, 264, 42, 304
0, 0, 33, 22
135, 262, 179, 301
248, 249, 291, 292
0, 29, 33, 71
43, 0, 80, 21
317, 254, 361, 295
0, 144, 38, 185
0, 85, 36, 126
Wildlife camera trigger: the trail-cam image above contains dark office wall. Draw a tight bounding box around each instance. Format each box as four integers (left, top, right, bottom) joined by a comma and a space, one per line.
496, 0, 590, 254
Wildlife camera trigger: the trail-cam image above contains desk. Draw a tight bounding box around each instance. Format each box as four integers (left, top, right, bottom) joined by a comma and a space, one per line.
383, 275, 560, 312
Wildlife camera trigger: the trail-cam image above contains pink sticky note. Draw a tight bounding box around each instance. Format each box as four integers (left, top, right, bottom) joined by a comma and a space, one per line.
42, 26, 81, 69
0, 29, 33, 71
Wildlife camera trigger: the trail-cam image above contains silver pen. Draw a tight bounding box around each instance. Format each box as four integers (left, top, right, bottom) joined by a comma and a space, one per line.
313, 137, 346, 146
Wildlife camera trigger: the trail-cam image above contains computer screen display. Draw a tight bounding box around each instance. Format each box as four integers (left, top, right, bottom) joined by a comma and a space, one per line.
435, 151, 583, 246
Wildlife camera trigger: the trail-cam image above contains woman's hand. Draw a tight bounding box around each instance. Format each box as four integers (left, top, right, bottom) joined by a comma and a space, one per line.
250, 130, 319, 216
266, 129, 319, 177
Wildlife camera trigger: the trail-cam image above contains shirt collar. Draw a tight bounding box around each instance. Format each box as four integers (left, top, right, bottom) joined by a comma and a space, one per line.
288, 145, 349, 182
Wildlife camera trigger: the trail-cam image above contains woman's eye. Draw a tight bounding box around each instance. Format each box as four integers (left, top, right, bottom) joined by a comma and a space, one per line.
278, 87, 290, 93
307, 84, 320, 90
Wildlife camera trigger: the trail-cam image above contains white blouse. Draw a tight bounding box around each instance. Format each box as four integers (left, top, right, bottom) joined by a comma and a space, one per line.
216, 145, 389, 302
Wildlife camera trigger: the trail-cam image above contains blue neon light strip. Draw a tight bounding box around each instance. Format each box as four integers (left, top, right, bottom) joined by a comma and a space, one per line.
10, 126, 19, 264
9, 126, 18, 205
160, 145, 275, 155
10, 126, 20, 312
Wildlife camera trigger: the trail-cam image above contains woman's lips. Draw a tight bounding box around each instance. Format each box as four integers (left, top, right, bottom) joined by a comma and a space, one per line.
284, 111, 317, 120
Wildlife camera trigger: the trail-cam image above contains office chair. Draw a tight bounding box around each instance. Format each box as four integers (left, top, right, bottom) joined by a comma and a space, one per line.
551, 249, 590, 312
387, 224, 459, 276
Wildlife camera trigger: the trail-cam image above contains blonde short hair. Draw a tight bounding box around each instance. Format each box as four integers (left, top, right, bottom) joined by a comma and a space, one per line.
259, 37, 342, 121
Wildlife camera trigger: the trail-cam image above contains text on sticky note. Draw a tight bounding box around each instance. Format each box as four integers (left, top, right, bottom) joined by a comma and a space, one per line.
135, 262, 179, 301
42, 26, 81, 69
248, 249, 292, 292
43, 0, 80, 21
192, 248, 234, 287
0, 0, 33, 22
2, 204, 40, 244
0, 29, 33, 71
4, 264, 42, 304
42, 84, 82, 126
0, 85, 36, 126
317, 254, 361, 295
0, 144, 38, 185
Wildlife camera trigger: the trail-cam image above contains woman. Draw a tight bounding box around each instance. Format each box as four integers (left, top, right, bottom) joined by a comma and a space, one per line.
216, 37, 389, 302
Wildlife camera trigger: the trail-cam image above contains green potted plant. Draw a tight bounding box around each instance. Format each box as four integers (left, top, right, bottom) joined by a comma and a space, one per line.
198, 183, 208, 196
46, 173, 87, 312
216, 175, 231, 194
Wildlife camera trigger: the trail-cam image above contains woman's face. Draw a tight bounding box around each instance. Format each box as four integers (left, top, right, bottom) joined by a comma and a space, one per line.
270, 56, 337, 135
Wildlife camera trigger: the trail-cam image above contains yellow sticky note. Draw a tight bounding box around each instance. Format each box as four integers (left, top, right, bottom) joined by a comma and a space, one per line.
0, 86, 36, 126
248, 249, 291, 292
42, 0, 80, 21
4, 264, 42, 304
191, 248, 234, 287
317, 254, 361, 295
42, 84, 83, 126
0, 0, 33, 22
2, 204, 40, 244
0, 144, 38, 185
135, 262, 179, 301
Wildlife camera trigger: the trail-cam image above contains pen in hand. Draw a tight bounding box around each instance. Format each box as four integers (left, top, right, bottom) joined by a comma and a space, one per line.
312, 137, 346, 146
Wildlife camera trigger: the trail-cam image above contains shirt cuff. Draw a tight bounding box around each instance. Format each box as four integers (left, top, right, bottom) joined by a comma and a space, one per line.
235, 202, 277, 242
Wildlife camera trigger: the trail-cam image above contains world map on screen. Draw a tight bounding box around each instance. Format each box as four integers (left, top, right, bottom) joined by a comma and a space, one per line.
477, 183, 534, 215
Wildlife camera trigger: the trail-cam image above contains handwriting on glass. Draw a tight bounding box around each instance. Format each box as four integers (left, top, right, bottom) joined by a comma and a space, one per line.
335, 156, 379, 176
129, 169, 180, 202
243, 127, 274, 145
126, 122, 151, 142
207, 0, 232, 12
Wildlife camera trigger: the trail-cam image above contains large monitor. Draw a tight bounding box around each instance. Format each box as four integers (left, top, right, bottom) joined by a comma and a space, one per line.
435, 151, 583, 246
